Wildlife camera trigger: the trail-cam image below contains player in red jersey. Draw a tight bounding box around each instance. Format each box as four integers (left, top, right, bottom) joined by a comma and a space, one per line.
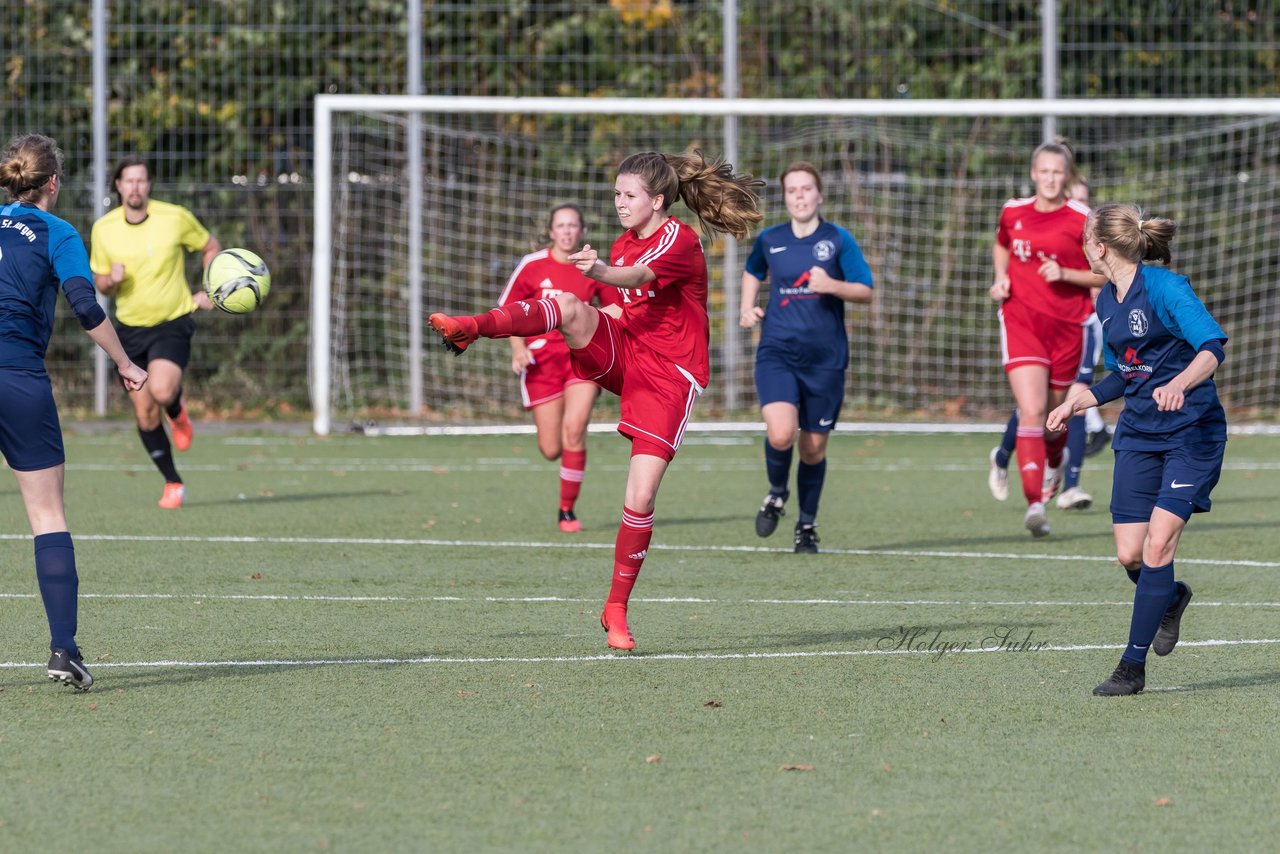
498, 204, 621, 532
430, 150, 763, 650
990, 139, 1106, 538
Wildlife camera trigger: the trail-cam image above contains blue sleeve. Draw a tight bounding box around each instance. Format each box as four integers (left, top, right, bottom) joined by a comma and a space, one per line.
833, 225, 873, 287
744, 233, 768, 280
1102, 339, 1118, 372
1147, 269, 1227, 350
1090, 372, 1126, 405
49, 220, 107, 330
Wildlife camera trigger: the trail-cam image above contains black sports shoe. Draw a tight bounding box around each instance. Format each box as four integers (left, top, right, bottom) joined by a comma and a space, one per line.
794, 522, 819, 554
1152, 582, 1193, 656
1092, 659, 1145, 696
755, 491, 787, 538
47, 648, 93, 691
1084, 427, 1112, 458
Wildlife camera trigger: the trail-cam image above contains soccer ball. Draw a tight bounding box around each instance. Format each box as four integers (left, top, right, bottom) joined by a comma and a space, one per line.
205, 248, 271, 314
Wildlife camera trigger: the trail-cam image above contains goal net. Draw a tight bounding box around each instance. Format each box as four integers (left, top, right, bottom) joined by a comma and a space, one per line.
312, 96, 1280, 435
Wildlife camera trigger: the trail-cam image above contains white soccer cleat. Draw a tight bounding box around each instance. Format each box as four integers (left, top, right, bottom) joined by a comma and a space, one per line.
1024, 501, 1050, 538
987, 447, 1009, 502
1041, 448, 1069, 502
1056, 485, 1093, 511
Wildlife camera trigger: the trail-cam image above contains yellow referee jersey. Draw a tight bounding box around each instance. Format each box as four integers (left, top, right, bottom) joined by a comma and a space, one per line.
90, 199, 211, 327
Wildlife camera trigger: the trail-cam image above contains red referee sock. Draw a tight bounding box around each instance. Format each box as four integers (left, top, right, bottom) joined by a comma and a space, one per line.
474, 298, 561, 338
607, 505, 654, 606
559, 448, 586, 512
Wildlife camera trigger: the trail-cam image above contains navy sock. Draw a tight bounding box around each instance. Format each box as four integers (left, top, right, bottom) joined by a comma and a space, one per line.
1122, 561, 1176, 665
796, 458, 826, 525
995, 410, 1018, 468
764, 439, 792, 496
139, 425, 182, 483
1064, 414, 1086, 489
35, 531, 78, 654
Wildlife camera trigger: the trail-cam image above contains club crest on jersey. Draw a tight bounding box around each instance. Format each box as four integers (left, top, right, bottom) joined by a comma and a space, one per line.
1127, 308, 1149, 337
813, 240, 835, 262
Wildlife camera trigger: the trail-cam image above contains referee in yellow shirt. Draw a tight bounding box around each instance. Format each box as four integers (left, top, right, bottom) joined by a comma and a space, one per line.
91, 158, 221, 509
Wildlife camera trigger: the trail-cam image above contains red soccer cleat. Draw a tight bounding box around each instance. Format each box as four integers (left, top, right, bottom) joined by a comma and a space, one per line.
158, 482, 185, 509
428, 313, 478, 356
558, 509, 582, 533
169, 403, 194, 452
601, 603, 635, 651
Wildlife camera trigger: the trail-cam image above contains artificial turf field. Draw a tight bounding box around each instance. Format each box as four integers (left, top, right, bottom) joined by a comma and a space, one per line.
2, 426, 1278, 852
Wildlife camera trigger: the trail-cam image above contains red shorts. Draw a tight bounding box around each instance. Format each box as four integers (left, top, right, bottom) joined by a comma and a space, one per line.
570, 310, 699, 461
518, 339, 593, 410
999, 300, 1085, 388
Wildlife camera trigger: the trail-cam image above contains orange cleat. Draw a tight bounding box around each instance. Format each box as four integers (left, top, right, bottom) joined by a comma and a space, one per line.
169, 403, 194, 452
428, 313, 478, 356
601, 603, 635, 651
558, 509, 582, 533
158, 482, 185, 509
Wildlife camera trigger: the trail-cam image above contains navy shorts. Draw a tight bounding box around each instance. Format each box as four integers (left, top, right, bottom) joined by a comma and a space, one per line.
754, 351, 844, 433
116, 314, 197, 373
0, 368, 64, 471
1111, 442, 1225, 523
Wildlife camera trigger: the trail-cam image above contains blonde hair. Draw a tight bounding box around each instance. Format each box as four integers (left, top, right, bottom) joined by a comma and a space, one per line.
1087, 203, 1177, 264
0, 134, 64, 203
1030, 136, 1079, 188
616, 150, 764, 240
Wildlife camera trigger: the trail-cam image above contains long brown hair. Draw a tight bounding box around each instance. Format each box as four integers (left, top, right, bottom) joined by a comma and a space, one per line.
0, 134, 64, 203
616, 150, 764, 240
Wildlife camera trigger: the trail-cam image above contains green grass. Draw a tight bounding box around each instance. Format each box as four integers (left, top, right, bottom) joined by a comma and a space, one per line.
2, 427, 1279, 852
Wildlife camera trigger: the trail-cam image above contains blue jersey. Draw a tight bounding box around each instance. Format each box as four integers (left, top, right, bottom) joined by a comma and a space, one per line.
744, 218, 873, 371
0, 201, 105, 371
1097, 264, 1227, 450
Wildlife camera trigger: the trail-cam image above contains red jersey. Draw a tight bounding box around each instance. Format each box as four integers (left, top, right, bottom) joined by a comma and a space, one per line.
497, 249, 619, 351
996, 197, 1093, 323
608, 216, 710, 387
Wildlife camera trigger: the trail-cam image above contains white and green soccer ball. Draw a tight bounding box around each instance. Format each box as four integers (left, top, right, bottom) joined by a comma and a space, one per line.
205, 248, 271, 314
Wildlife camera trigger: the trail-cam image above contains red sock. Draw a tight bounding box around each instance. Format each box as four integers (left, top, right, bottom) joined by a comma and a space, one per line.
1015, 427, 1046, 504
607, 505, 653, 606
1045, 429, 1067, 469
559, 449, 586, 512
473, 298, 561, 339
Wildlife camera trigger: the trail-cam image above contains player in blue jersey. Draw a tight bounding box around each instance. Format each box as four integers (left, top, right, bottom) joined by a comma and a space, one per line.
1, 134, 148, 690
739, 162, 874, 553
1048, 203, 1227, 696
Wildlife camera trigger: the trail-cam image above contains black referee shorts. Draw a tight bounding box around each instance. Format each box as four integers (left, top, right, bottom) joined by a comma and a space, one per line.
116, 314, 197, 375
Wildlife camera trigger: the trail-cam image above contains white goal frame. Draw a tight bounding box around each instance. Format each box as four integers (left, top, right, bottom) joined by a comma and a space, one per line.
311, 95, 1280, 436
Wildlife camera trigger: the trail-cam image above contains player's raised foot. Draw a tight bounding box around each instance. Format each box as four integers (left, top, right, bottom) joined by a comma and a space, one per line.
428, 312, 478, 355
158, 482, 185, 509
987, 447, 1009, 502
1084, 427, 1112, 458
1092, 659, 1145, 696
1153, 582, 1193, 657
1041, 448, 1069, 502
47, 648, 93, 691
794, 522, 820, 554
1024, 501, 1050, 538
558, 509, 582, 533
755, 491, 787, 537
1055, 485, 1093, 511
169, 403, 194, 452
600, 603, 635, 651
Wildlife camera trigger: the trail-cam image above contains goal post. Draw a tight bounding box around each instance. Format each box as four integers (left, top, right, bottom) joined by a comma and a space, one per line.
311, 95, 1280, 436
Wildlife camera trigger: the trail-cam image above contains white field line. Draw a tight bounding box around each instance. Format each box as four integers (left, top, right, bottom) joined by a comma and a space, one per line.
1, 637, 1278, 671
3, 592, 1280, 609
2, 532, 1276, 569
